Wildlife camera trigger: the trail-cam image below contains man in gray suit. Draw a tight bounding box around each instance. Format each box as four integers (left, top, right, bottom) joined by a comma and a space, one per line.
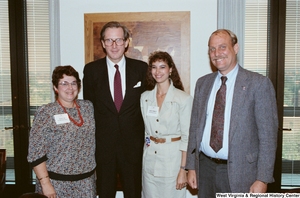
186, 29, 278, 197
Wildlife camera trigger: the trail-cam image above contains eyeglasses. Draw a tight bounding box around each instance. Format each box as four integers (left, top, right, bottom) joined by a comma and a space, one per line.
103, 38, 125, 46
58, 81, 78, 88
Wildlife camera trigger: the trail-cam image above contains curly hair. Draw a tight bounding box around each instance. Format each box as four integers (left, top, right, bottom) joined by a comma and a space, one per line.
146, 51, 184, 91
52, 65, 81, 100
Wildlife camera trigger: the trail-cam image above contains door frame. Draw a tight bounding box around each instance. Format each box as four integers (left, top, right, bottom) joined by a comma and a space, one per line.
3, 0, 34, 196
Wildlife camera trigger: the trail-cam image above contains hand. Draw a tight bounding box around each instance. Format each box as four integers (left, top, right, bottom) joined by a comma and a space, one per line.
176, 169, 188, 190
187, 170, 197, 189
249, 180, 267, 193
41, 179, 57, 198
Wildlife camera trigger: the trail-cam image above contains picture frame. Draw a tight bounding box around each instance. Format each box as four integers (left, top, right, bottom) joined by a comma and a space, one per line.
84, 11, 191, 93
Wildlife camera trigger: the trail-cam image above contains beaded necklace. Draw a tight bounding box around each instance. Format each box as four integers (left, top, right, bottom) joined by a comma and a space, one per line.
57, 99, 84, 127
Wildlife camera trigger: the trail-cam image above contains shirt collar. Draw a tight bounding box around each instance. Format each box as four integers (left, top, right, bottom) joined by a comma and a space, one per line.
106, 55, 126, 69
217, 63, 239, 82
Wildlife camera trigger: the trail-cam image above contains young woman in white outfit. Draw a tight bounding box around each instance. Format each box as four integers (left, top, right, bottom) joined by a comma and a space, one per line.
140, 51, 193, 198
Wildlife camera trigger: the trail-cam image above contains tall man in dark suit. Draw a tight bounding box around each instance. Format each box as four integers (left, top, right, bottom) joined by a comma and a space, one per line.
83, 21, 147, 198
186, 29, 278, 197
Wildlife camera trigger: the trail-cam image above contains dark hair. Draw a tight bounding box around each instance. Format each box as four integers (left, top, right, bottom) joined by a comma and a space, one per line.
208, 29, 238, 46
146, 51, 184, 91
100, 21, 131, 41
52, 65, 81, 100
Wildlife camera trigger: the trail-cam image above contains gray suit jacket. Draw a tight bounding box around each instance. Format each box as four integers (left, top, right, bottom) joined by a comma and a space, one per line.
186, 65, 278, 192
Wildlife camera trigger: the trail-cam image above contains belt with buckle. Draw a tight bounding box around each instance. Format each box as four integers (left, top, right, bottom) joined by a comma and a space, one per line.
202, 152, 227, 164
150, 136, 181, 144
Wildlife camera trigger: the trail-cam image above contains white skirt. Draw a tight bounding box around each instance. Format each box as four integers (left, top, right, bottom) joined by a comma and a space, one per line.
142, 170, 186, 198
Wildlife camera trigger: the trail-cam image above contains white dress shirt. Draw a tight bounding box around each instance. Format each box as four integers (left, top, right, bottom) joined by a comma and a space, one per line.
200, 64, 238, 159
106, 56, 126, 100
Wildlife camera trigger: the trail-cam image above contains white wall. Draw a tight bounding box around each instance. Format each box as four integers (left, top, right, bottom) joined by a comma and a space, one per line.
58, 0, 218, 197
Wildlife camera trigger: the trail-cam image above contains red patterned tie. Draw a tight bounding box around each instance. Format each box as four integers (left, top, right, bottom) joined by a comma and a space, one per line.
210, 76, 227, 152
114, 65, 123, 112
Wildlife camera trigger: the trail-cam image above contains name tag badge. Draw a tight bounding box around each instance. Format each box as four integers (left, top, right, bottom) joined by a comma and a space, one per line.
147, 106, 159, 117
54, 113, 70, 125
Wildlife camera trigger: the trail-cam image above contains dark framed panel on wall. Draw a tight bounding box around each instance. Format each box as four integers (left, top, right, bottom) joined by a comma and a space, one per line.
0, 149, 6, 193
84, 11, 191, 93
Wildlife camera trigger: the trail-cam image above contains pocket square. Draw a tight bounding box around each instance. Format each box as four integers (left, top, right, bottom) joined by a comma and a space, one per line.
133, 81, 141, 88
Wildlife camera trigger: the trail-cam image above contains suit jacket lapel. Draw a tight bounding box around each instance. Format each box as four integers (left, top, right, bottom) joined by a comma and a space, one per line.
196, 73, 217, 145
159, 82, 175, 116
119, 58, 140, 113
229, 66, 249, 142
97, 58, 118, 113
